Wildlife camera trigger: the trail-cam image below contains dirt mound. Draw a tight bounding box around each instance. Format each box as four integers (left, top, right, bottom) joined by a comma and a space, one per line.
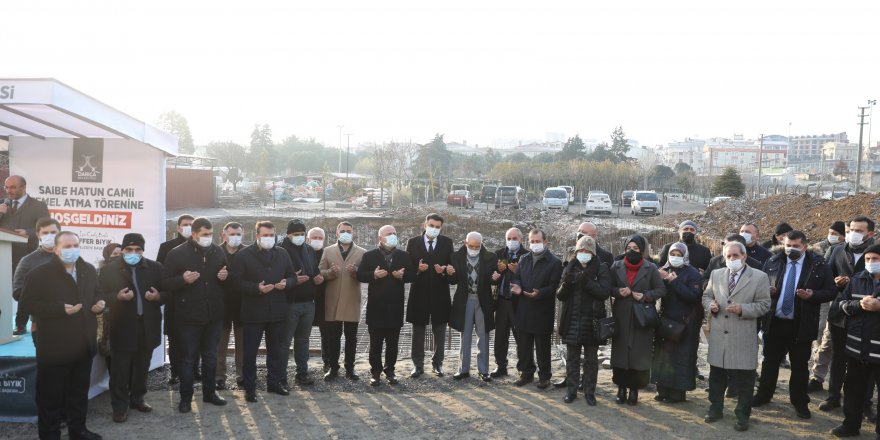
647, 193, 879, 241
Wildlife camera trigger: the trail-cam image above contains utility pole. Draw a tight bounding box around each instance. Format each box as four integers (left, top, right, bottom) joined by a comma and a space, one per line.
345, 133, 353, 180
856, 106, 869, 193
337, 124, 344, 173
756, 134, 764, 199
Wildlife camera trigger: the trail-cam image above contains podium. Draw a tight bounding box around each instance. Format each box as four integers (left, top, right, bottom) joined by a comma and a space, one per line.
0, 227, 27, 346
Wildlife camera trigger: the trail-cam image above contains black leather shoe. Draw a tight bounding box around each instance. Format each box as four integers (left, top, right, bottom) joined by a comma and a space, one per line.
865, 405, 877, 423
808, 378, 824, 393
387, 375, 399, 385
795, 406, 811, 419
563, 393, 576, 404
626, 389, 639, 406
514, 375, 534, 387
820, 397, 841, 411
112, 412, 127, 423
267, 383, 290, 396
536, 379, 551, 389
733, 420, 749, 432
296, 375, 315, 386
69, 428, 102, 440
324, 369, 339, 381
490, 368, 507, 378
616, 387, 628, 405
478, 373, 492, 382
432, 365, 444, 377
752, 396, 770, 407
168, 375, 180, 385
215, 380, 226, 391
654, 394, 666, 402
236, 378, 245, 387
453, 372, 470, 380
552, 379, 567, 388
129, 402, 152, 413
12, 327, 25, 336
410, 368, 424, 379
203, 392, 227, 406
370, 375, 381, 386
178, 401, 192, 413
830, 424, 860, 437
585, 393, 597, 406
345, 370, 360, 380
704, 412, 722, 423
245, 391, 257, 403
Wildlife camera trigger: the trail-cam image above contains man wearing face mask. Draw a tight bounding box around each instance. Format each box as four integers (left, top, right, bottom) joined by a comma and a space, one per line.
491, 227, 529, 378
739, 223, 772, 267
821, 216, 877, 417
20, 231, 105, 440
752, 231, 836, 419
156, 214, 195, 385
510, 229, 563, 389
306, 227, 330, 374
816, 221, 847, 258
406, 213, 454, 378
319, 221, 366, 381
703, 234, 764, 285
160, 217, 229, 413
657, 220, 712, 273
279, 219, 321, 386
809, 220, 847, 393
98, 233, 166, 423
357, 225, 417, 386
216, 222, 245, 391
12, 217, 61, 344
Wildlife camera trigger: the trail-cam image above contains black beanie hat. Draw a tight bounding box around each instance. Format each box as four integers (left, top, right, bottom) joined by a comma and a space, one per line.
774, 222, 793, 236
121, 233, 146, 250
830, 221, 846, 236
287, 219, 306, 234
864, 244, 880, 257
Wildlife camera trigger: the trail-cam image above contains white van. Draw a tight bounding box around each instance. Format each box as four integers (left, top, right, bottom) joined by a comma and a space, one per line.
542, 187, 569, 211
631, 190, 661, 216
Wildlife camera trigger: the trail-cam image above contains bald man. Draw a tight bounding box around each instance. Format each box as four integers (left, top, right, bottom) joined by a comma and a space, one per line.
568, 222, 613, 266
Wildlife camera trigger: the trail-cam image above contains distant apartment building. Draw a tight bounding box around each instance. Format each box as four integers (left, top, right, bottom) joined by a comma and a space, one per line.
703, 135, 788, 177
789, 132, 848, 160
660, 138, 706, 173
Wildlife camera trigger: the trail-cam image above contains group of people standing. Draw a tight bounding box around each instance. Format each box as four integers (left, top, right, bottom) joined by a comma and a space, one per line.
5, 168, 880, 439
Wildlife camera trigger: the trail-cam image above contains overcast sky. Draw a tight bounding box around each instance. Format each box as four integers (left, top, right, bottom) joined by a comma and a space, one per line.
3, 0, 878, 149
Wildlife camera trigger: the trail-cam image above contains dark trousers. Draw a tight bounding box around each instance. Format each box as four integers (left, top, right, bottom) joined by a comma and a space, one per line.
708, 366, 756, 422
411, 321, 446, 368
828, 324, 848, 400
242, 320, 288, 391
368, 326, 400, 376
843, 358, 880, 434
109, 319, 151, 415
756, 317, 812, 407
177, 320, 221, 401
566, 343, 598, 396
325, 321, 359, 371
168, 328, 201, 379
494, 298, 518, 369
15, 310, 28, 329
517, 331, 551, 380
36, 356, 92, 440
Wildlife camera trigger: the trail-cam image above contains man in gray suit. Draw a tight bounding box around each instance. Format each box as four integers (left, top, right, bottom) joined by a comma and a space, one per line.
702, 241, 771, 432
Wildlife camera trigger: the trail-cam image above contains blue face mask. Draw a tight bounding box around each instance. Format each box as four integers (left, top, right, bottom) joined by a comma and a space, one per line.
124, 253, 142, 266
292, 235, 306, 246
384, 234, 398, 249
60, 248, 80, 264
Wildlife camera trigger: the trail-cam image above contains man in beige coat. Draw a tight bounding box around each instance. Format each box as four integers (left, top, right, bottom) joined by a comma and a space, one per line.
318, 221, 365, 381
702, 241, 771, 432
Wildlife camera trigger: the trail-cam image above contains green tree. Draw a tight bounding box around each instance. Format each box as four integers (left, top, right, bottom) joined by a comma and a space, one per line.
586, 142, 614, 162
507, 152, 529, 163
557, 134, 586, 161
205, 141, 247, 191
651, 164, 675, 188
534, 152, 556, 163
416, 134, 451, 198
674, 162, 693, 175
610, 126, 631, 162
248, 124, 275, 178
157, 111, 195, 154
711, 167, 745, 197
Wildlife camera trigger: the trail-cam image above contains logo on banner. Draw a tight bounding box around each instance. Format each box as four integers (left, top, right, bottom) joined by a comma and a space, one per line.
0, 373, 26, 394
72, 139, 103, 183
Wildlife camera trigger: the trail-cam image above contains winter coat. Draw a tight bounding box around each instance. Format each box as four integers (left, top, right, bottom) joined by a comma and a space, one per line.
232, 244, 298, 324
609, 259, 667, 371
448, 246, 498, 332
556, 257, 611, 345
356, 247, 417, 328
405, 234, 454, 325
652, 264, 703, 391
318, 242, 366, 323
160, 240, 228, 325
832, 270, 880, 364
760, 250, 836, 342
98, 256, 167, 352
511, 251, 563, 335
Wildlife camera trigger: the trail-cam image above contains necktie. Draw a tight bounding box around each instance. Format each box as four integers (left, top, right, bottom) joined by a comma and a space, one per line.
131, 267, 143, 316
428, 240, 434, 254
728, 272, 738, 293
781, 261, 797, 316
9, 200, 18, 216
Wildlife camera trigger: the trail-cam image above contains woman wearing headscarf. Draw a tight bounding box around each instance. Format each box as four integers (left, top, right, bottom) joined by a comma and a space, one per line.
610, 235, 666, 405
652, 242, 704, 403
556, 235, 611, 405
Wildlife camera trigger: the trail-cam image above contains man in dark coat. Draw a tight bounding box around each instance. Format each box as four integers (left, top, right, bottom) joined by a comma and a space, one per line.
232, 221, 299, 403
2, 175, 51, 335
357, 225, 417, 386
215, 222, 245, 390
279, 219, 321, 386
491, 227, 529, 378
753, 231, 836, 420
448, 232, 498, 381
405, 213, 454, 378
160, 217, 229, 413
20, 231, 104, 440
657, 220, 712, 272
98, 233, 167, 422
12, 217, 61, 344
306, 227, 330, 376
156, 214, 194, 385
740, 223, 772, 266
510, 228, 563, 389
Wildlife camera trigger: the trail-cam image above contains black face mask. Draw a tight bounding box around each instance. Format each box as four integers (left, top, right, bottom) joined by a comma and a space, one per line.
625, 249, 642, 264
785, 247, 803, 261
681, 232, 695, 244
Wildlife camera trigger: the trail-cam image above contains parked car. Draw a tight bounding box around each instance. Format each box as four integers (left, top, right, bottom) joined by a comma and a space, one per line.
584, 191, 612, 216
631, 190, 661, 216
621, 190, 634, 206
495, 185, 526, 209
447, 190, 475, 209
542, 187, 570, 211
480, 185, 498, 204
709, 196, 732, 206
558, 185, 575, 203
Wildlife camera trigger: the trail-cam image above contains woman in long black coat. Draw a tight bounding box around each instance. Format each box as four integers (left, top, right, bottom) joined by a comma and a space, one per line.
557, 236, 611, 405
651, 242, 704, 403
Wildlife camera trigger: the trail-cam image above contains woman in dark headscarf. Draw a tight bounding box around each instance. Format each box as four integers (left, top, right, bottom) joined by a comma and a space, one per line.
651, 242, 704, 403
609, 235, 666, 405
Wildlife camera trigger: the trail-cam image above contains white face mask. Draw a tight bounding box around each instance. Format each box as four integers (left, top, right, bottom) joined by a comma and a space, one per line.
338, 232, 353, 244
847, 231, 865, 247
740, 232, 752, 245
827, 234, 840, 244
467, 248, 480, 257
425, 227, 440, 239
39, 233, 56, 250
259, 236, 276, 250
506, 240, 520, 252
310, 239, 324, 251
180, 225, 192, 238
726, 258, 743, 273
576, 253, 592, 264
669, 256, 685, 268
291, 235, 306, 246
197, 236, 213, 248
866, 262, 880, 274
227, 235, 242, 247
530, 242, 545, 254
